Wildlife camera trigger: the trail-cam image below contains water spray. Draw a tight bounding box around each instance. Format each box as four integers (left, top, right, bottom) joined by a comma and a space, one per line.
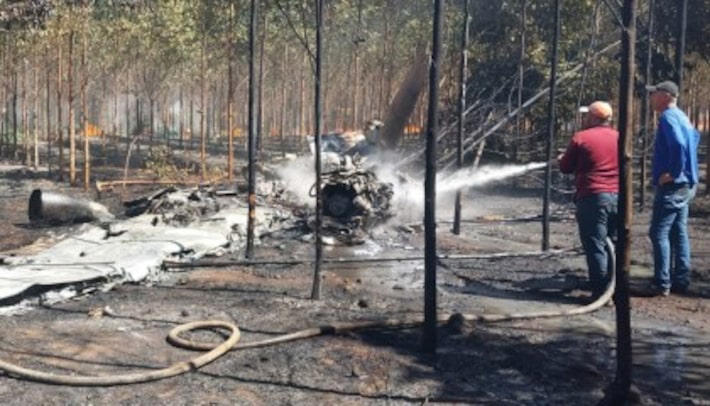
437, 162, 547, 194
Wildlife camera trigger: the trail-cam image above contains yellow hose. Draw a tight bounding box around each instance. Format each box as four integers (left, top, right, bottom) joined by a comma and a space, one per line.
0, 320, 239, 386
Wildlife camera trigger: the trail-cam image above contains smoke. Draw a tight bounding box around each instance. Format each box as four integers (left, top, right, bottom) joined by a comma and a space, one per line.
272, 156, 317, 206
272, 151, 548, 223
370, 157, 548, 223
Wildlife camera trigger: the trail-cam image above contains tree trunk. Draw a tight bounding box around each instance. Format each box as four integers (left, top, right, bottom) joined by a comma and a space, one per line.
0, 41, 4, 158
125, 89, 130, 154
45, 44, 52, 173
68, 30, 76, 186
298, 54, 305, 135
514, 0, 527, 162
674, 0, 687, 104
227, 2, 235, 180
453, 0, 470, 236
311, 0, 324, 299
423, 0, 444, 353
56, 42, 64, 180
135, 97, 141, 154
279, 43, 288, 157
378, 9, 389, 117
33, 57, 39, 169
112, 86, 118, 154
257, 14, 267, 154
605, 2, 637, 403
639, 0, 654, 211
1, 95, 6, 158
207, 85, 213, 144
100, 79, 107, 155
1, 99, 4, 158
82, 30, 90, 191
200, 40, 207, 179
179, 86, 184, 150
228, 72, 234, 179
359, 66, 368, 127
162, 100, 169, 148
149, 97, 155, 152
246, 0, 258, 259
706, 104, 709, 195
542, 0, 561, 251
322, 59, 329, 131
352, 0, 362, 128
189, 95, 194, 161
12, 70, 18, 160
23, 61, 30, 166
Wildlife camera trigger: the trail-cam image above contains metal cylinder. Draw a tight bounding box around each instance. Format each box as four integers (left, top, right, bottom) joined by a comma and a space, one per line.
28, 189, 114, 225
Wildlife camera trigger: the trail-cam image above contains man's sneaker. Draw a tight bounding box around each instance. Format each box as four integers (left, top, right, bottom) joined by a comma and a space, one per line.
647, 283, 670, 297
671, 285, 689, 295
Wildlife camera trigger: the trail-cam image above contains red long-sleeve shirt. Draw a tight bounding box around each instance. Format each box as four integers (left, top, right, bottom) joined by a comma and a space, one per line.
558, 125, 619, 200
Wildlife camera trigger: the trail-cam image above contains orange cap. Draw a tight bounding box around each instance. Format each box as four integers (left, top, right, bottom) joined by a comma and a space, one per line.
579, 101, 612, 120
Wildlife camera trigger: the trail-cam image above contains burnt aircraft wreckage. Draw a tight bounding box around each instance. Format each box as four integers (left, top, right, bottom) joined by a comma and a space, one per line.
28, 189, 115, 225
307, 120, 395, 244
24, 119, 395, 247
315, 155, 394, 244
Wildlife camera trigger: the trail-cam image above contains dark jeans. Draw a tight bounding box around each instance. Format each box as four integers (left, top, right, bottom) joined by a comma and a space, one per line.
575, 193, 618, 295
649, 183, 696, 290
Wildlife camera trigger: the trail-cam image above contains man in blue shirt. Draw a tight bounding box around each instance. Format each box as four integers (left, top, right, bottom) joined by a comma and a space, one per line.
647, 80, 700, 296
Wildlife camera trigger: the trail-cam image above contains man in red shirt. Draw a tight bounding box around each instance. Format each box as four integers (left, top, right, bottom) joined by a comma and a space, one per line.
558, 101, 619, 299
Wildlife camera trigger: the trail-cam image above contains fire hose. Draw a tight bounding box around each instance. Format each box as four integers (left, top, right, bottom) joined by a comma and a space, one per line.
0, 240, 615, 386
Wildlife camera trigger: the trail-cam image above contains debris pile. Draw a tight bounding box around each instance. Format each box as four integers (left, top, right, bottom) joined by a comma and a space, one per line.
314, 155, 394, 244
124, 187, 221, 226
312, 120, 383, 158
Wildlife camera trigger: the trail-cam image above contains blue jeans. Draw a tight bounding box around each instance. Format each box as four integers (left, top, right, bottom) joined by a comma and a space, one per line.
575, 193, 618, 295
649, 183, 696, 290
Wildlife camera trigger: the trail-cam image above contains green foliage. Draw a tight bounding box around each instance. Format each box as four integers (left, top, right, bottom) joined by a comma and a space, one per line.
145, 146, 187, 179
0, 0, 707, 164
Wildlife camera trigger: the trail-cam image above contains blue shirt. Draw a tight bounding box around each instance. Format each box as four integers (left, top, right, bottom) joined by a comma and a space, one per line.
652, 106, 700, 186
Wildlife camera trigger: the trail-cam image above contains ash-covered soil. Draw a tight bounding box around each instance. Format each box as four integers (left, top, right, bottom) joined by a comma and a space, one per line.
0, 163, 709, 405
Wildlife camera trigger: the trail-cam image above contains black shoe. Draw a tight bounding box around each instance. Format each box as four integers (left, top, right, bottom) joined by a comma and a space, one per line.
671, 285, 689, 295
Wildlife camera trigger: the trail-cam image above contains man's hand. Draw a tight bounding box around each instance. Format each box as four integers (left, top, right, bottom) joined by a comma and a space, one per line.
659, 172, 674, 185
